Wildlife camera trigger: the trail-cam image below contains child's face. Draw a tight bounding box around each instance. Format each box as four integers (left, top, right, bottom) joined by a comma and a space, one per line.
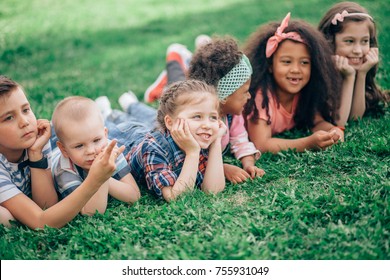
0, 87, 38, 159
168, 95, 220, 149
220, 79, 251, 116
335, 21, 371, 70
271, 40, 311, 98
57, 116, 108, 170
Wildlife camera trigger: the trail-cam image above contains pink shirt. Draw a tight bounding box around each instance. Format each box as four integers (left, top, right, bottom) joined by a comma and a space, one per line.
221, 114, 260, 160
253, 91, 300, 135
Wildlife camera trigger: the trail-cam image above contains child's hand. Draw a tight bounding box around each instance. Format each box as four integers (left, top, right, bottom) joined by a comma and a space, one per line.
88, 140, 124, 185
28, 119, 51, 160
329, 127, 344, 142
309, 130, 338, 150
209, 120, 227, 148
333, 55, 355, 77
244, 165, 265, 179
110, 143, 125, 158
224, 164, 251, 184
125, 152, 131, 162
359, 47, 379, 74
170, 118, 200, 155
216, 119, 228, 139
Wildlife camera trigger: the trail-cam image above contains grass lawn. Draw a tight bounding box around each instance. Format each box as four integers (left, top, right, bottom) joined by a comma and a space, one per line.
0, 0, 389, 260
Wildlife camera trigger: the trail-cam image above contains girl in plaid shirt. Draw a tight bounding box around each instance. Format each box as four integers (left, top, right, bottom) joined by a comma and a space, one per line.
137, 36, 264, 184
128, 80, 227, 202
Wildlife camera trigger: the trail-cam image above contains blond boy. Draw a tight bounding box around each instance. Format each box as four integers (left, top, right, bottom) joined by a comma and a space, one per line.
0, 76, 118, 229
51, 96, 140, 215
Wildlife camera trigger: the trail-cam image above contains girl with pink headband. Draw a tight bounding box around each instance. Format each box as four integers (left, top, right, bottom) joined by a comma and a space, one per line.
243, 13, 343, 153
319, 1, 389, 126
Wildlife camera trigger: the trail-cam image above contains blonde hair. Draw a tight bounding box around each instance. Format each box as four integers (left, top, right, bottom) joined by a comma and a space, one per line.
157, 80, 219, 131
52, 96, 104, 142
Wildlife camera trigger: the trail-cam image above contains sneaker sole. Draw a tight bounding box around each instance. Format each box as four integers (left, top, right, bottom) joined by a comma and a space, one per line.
144, 70, 167, 103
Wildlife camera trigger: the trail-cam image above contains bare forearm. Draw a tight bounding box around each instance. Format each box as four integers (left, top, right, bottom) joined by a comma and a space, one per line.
163, 153, 199, 202
202, 141, 225, 194
81, 180, 109, 215
20, 141, 121, 228
43, 176, 110, 227
249, 120, 313, 154
108, 176, 140, 204
337, 75, 356, 126
30, 168, 58, 209
350, 72, 367, 119
312, 120, 335, 133
240, 155, 255, 171
257, 136, 314, 153
5, 176, 106, 229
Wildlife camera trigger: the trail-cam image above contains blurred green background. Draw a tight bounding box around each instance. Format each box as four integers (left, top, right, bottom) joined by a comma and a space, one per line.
1, 0, 388, 117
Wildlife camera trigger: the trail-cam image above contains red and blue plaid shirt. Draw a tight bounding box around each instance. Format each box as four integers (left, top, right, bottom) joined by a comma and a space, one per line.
128, 130, 208, 198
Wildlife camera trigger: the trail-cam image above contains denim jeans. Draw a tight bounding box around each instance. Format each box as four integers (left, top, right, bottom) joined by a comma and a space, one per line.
50, 102, 157, 155
105, 102, 157, 155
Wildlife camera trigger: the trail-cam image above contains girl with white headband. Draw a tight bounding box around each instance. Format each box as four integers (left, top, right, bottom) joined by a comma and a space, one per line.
243, 13, 343, 153
319, 1, 389, 126
188, 36, 264, 184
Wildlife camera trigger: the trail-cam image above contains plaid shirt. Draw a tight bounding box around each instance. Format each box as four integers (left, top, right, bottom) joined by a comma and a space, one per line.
128, 130, 208, 198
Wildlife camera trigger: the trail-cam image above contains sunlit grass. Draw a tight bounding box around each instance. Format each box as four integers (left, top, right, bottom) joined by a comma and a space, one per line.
0, 0, 389, 260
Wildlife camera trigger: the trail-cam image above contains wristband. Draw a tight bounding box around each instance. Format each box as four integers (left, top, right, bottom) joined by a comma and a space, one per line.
335, 126, 345, 132
27, 157, 49, 169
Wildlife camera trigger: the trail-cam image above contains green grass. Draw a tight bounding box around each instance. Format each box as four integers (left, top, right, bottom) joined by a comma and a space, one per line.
0, 0, 389, 260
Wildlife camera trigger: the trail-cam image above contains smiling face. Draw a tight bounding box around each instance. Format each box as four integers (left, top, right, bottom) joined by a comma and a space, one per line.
166, 92, 220, 149
271, 40, 311, 100
57, 112, 108, 171
220, 79, 251, 116
335, 20, 371, 69
0, 87, 37, 162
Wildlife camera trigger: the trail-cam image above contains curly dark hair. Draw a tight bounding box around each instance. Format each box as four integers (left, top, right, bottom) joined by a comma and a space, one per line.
318, 1, 389, 114
243, 18, 341, 130
188, 36, 242, 87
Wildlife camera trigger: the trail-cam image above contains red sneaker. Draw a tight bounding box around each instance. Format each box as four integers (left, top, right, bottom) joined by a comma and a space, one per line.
144, 70, 167, 103
144, 44, 192, 103
166, 43, 192, 71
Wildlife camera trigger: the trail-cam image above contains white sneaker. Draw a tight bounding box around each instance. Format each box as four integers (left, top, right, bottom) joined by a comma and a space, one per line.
195, 34, 211, 50
119, 91, 139, 112
95, 96, 112, 120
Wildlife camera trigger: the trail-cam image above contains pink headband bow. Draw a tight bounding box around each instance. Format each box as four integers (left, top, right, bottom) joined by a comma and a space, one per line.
331, 10, 373, 25
265, 13, 305, 58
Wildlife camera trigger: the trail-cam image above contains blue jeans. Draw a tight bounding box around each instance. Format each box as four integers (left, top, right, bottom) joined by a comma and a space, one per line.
50, 102, 157, 155
105, 102, 157, 155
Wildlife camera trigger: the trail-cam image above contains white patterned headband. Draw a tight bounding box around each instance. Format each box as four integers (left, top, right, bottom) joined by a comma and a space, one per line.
217, 54, 252, 100
331, 10, 373, 25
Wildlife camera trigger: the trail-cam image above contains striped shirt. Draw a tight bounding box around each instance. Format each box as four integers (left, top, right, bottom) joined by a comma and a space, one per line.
128, 130, 208, 198
0, 142, 52, 204
51, 140, 131, 199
